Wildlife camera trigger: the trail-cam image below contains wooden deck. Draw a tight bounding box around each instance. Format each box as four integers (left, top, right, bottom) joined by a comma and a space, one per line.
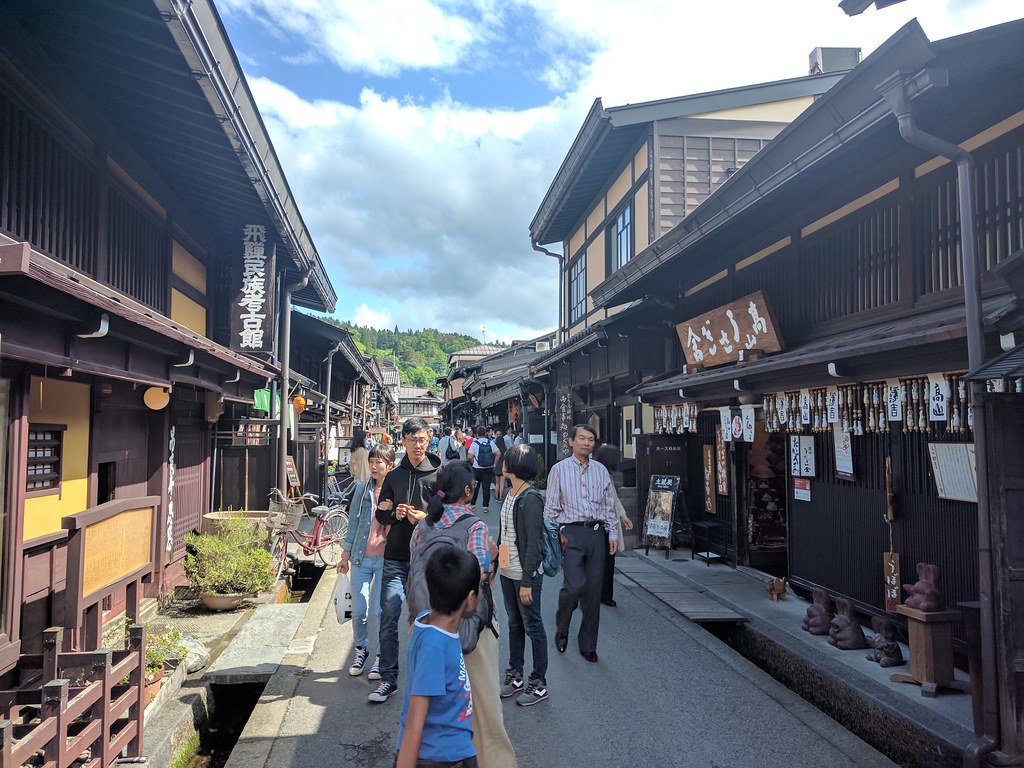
614, 556, 748, 625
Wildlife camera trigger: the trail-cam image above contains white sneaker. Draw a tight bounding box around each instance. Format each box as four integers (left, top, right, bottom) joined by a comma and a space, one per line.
367, 655, 381, 681
348, 647, 369, 677
368, 680, 398, 703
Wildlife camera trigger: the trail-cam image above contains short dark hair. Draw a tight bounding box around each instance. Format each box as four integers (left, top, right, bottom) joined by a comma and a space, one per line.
403, 418, 430, 437
570, 423, 598, 440
504, 444, 538, 480
475, 425, 487, 437
592, 443, 621, 472
426, 546, 480, 616
352, 428, 367, 447
368, 443, 396, 465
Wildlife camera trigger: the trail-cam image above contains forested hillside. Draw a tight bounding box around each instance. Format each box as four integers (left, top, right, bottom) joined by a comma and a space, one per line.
312, 315, 492, 388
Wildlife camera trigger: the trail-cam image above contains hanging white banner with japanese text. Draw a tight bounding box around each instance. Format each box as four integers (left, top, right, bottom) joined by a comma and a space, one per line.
675, 291, 783, 368
886, 379, 903, 422
230, 224, 276, 353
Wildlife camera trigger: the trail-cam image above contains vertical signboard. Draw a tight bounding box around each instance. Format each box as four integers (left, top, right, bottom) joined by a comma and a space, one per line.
884, 551, 901, 613
231, 224, 276, 353
556, 387, 572, 459
703, 444, 716, 515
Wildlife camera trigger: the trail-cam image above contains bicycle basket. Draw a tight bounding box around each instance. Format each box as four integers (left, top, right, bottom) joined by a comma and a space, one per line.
268, 497, 304, 530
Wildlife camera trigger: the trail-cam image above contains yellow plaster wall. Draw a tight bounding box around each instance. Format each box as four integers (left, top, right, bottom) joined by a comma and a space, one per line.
607, 164, 632, 212
634, 184, 649, 252
586, 240, 605, 294
569, 225, 586, 260
586, 202, 604, 241
171, 288, 208, 336
688, 96, 815, 123
634, 143, 648, 178
24, 378, 91, 541
172, 241, 207, 295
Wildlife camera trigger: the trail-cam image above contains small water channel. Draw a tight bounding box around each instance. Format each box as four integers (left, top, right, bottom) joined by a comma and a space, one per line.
184, 560, 323, 768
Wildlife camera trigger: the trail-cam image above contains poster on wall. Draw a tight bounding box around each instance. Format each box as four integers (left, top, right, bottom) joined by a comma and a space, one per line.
715, 425, 729, 495
927, 442, 977, 503
644, 475, 679, 542
703, 444, 717, 514
832, 423, 854, 480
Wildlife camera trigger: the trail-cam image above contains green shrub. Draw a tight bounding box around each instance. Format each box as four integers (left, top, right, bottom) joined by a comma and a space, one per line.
184, 515, 276, 595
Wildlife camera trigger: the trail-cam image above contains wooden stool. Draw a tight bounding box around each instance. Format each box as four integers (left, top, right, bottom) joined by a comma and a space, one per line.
890, 605, 970, 697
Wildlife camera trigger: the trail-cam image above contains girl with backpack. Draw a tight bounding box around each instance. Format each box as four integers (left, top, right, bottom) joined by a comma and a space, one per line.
408, 461, 517, 768
496, 444, 549, 706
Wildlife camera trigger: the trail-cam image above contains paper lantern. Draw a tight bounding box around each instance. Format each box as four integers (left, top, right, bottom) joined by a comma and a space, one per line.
292, 394, 307, 413
143, 387, 170, 410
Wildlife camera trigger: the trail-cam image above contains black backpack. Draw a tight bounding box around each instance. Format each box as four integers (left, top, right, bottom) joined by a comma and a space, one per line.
474, 439, 495, 468
445, 438, 461, 461
407, 514, 496, 654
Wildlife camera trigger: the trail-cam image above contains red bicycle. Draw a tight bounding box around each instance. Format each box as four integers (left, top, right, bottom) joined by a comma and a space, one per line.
267, 489, 348, 575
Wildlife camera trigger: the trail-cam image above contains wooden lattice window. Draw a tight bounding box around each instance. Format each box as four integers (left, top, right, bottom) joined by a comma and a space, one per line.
26, 424, 65, 494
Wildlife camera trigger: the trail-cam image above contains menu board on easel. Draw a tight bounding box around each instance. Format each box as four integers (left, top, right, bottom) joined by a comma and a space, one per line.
285, 455, 302, 490
644, 475, 687, 556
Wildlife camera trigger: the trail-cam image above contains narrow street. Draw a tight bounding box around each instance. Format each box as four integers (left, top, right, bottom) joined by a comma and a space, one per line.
239, 561, 891, 767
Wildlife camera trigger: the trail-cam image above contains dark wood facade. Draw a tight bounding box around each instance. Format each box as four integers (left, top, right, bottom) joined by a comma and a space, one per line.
0, 3, 337, 760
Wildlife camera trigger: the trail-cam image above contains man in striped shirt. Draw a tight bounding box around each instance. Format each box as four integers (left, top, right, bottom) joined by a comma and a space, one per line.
544, 424, 618, 662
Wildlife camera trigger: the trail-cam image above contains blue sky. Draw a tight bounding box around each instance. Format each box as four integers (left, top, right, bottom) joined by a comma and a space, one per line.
216, 0, 1021, 343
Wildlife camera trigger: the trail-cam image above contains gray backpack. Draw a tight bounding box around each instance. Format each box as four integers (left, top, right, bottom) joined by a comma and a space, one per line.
407, 514, 496, 654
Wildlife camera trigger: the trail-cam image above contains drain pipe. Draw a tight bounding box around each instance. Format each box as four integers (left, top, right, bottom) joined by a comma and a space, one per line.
322, 341, 343, 501
278, 270, 311, 494
877, 69, 999, 766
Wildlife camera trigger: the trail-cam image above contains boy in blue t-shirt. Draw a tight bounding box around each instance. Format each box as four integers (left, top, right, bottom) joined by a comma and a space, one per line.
396, 547, 480, 768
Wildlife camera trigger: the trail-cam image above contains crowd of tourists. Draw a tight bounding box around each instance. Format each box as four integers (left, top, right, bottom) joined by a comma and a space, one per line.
337, 417, 631, 768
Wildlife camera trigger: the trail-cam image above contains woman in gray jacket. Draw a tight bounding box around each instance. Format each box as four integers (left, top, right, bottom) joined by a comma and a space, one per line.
497, 444, 548, 707
337, 443, 395, 678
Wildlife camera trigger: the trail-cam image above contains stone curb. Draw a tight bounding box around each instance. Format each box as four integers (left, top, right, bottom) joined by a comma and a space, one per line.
222, 567, 338, 768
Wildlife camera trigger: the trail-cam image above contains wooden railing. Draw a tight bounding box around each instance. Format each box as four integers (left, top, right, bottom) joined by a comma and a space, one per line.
0, 625, 145, 767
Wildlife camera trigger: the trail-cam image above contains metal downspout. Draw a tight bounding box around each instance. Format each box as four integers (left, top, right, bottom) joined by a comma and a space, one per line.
877, 70, 998, 767
323, 342, 342, 501
278, 271, 311, 494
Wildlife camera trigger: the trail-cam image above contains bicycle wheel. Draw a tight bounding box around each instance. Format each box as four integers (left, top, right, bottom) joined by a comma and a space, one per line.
269, 532, 288, 580
317, 511, 348, 567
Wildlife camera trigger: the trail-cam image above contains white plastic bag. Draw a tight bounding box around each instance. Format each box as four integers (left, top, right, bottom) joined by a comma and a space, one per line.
335, 572, 353, 624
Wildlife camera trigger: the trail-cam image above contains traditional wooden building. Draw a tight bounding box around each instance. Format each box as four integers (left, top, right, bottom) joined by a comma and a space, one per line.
439, 344, 504, 427
461, 335, 556, 432
528, 65, 850, 469
397, 387, 444, 427
0, 2, 336, 761
583, 18, 1024, 761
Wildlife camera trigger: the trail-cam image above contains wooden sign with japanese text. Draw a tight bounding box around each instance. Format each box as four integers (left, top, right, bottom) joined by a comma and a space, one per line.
884, 551, 901, 613
715, 425, 729, 495
703, 444, 716, 514
230, 224, 276, 353
675, 290, 783, 368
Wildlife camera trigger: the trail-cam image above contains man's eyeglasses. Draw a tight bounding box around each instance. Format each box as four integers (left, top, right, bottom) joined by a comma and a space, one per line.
404, 436, 429, 446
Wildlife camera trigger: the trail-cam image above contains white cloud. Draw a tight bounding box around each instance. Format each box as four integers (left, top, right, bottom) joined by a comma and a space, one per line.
353, 303, 395, 329
230, 0, 1019, 340
219, 0, 480, 76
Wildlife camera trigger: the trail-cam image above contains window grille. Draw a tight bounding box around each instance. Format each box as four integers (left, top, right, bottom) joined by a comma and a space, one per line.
26, 424, 65, 493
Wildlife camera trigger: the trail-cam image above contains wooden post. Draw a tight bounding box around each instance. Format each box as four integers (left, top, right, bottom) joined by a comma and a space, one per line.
126, 625, 145, 757
42, 627, 62, 682
0, 720, 13, 768
41, 679, 68, 766
891, 605, 970, 697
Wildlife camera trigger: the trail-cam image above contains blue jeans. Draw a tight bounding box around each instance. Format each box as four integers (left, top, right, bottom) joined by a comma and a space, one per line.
499, 574, 547, 684
378, 558, 410, 685
351, 555, 384, 650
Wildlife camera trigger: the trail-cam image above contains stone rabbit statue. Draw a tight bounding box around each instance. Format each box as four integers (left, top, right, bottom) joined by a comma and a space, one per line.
902, 562, 945, 612
865, 616, 904, 668
802, 587, 834, 636
828, 598, 869, 650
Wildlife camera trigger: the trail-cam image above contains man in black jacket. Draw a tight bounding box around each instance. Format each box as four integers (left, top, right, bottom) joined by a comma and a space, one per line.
368, 418, 441, 703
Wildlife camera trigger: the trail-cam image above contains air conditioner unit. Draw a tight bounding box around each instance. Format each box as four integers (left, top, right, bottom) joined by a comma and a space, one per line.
535, 341, 551, 351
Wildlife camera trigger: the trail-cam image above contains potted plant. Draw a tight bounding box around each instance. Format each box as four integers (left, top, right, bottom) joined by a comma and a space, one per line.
144, 625, 186, 703
185, 515, 276, 611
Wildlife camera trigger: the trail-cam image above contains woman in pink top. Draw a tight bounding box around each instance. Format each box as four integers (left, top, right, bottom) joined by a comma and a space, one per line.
338, 443, 395, 678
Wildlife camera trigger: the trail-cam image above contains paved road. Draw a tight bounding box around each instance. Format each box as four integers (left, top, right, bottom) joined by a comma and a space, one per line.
239, 551, 892, 768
